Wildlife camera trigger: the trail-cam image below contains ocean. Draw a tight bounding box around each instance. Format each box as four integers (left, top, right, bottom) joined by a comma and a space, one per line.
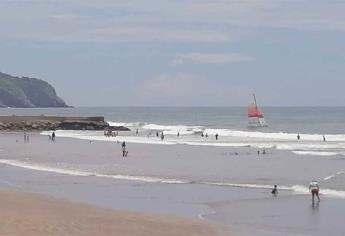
2, 106, 344, 133
1, 107, 345, 235
3, 107, 345, 157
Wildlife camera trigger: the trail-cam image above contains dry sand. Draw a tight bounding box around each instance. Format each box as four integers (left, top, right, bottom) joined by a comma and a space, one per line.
0, 191, 229, 236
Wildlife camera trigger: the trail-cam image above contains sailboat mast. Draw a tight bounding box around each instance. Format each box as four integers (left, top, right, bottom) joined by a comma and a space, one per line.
253, 94, 258, 109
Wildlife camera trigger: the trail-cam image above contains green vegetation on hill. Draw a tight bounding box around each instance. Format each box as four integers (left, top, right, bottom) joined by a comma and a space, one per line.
0, 72, 68, 108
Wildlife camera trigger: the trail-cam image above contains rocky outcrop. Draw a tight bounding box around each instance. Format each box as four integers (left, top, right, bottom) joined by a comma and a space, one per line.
0, 116, 109, 131
0, 72, 68, 108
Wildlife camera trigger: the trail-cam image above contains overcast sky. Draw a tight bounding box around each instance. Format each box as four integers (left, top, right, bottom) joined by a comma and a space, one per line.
0, 0, 344, 106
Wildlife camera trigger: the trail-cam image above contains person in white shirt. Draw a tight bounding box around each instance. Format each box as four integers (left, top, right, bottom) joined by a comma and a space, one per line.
309, 181, 320, 202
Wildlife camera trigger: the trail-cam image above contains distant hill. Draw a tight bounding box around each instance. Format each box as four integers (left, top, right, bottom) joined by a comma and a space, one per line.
0, 72, 68, 108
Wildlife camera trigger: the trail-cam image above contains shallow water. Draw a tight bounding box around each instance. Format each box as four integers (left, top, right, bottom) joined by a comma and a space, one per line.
1, 107, 345, 235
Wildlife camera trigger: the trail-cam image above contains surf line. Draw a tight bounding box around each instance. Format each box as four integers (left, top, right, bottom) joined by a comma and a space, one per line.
323, 171, 345, 181
1, 159, 345, 199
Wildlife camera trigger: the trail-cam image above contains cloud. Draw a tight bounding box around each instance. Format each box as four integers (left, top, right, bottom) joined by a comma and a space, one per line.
2, 0, 345, 45
136, 73, 252, 106
141, 73, 202, 97
171, 53, 255, 66
137, 73, 214, 105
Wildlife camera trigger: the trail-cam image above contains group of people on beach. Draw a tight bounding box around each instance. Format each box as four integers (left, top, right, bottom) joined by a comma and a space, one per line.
104, 130, 119, 137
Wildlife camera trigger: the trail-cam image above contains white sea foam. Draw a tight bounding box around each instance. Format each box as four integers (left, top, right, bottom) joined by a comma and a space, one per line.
0, 159, 185, 184
324, 175, 335, 181
41, 126, 345, 158
41, 130, 177, 145
204, 128, 345, 142
323, 171, 345, 181
97, 120, 345, 142
107, 121, 146, 127
292, 151, 340, 157
142, 124, 203, 135
1, 159, 345, 199
208, 182, 345, 198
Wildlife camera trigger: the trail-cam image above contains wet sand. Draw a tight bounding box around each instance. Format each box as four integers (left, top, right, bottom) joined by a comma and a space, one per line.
0, 190, 226, 236
1, 132, 345, 235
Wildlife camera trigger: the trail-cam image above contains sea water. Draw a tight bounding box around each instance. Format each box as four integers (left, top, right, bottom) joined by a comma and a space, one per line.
1, 107, 345, 235
2, 107, 344, 156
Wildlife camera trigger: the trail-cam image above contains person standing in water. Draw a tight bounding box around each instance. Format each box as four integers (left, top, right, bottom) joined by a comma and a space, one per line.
323, 135, 326, 142
271, 185, 278, 196
121, 141, 126, 157
52, 131, 56, 142
309, 181, 320, 202
297, 133, 300, 140
160, 132, 164, 141
215, 134, 219, 140
177, 132, 180, 137
136, 129, 139, 135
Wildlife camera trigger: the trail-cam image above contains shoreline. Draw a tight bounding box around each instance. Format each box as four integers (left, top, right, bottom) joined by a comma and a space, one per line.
1, 132, 345, 235
0, 190, 229, 236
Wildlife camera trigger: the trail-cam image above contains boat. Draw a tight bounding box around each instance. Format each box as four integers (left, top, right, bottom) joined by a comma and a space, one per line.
247, 94, 268, 128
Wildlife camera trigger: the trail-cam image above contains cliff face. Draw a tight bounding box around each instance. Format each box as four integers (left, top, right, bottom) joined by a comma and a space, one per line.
0, 72, 68, 108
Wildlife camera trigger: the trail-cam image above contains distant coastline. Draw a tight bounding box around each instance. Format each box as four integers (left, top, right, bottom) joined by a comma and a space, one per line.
0, 72, 68, 108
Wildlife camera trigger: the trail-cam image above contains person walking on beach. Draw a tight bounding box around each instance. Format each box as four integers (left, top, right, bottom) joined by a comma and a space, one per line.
271, 185, 278, 196
121, 141, 127, 157
136, 129, 139, 135
161, 132, 165, 141
309, 181, 320, 202
24, 132, 27, 143
52, 132, 56, 142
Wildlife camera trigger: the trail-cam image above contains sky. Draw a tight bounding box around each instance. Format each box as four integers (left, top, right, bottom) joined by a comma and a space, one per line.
0, 0, 345, 106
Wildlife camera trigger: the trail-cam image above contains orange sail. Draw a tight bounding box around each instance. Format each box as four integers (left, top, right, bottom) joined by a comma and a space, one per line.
248, 103, 264, 118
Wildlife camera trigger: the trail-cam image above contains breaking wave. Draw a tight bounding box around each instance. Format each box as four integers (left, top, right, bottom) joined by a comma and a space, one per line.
142, 124, 203, 135
42, 121, 345, 158
1, 159, 345, 199
107, 121, 345, 141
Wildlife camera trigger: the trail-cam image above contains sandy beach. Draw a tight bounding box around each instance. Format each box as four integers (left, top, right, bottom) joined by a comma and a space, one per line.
0, 131, 345, 235
0, 190, 226, 236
